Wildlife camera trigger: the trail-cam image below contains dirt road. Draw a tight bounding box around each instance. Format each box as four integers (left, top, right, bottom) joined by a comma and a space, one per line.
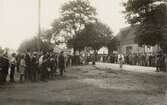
0, 63, 167, 105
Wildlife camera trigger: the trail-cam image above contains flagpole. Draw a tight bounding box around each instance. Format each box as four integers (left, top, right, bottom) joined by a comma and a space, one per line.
38, 0, 41, 52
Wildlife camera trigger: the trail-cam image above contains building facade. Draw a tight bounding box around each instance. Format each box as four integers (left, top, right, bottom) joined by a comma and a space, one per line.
116, 26, 158, 55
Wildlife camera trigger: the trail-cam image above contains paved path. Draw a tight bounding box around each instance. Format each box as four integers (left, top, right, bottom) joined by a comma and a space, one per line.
96, 62, 157, 73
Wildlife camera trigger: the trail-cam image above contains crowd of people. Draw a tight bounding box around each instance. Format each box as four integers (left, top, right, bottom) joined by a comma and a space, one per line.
1, 49, 167, 85
104, 52, 167, 72
0, 50, 69, 84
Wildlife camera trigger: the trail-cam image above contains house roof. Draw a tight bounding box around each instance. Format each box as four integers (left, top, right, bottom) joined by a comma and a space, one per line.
115, 26, 137, 45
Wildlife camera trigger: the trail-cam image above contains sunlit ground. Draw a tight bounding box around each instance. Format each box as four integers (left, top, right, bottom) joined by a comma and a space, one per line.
0, 63, 167, 105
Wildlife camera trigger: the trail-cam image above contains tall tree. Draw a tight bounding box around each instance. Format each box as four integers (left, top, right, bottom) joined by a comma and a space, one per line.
51, 0, 97, 51
60, 0, 97, 36
73, 21, 114, 64
70, 21, 114, 52
107, 37, 118, 54
42, 0, 97, 52
123, 0, 167, 47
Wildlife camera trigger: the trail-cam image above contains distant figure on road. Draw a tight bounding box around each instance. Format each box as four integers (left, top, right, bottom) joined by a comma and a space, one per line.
118, 54, 124, 69
156, 52, 165, 72
58, 51, 65, 76
156, 53, 161, 72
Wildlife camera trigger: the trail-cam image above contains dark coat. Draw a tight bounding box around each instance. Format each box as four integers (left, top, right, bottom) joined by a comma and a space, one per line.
0, 56, 9, 83
0, 56, 9, 73
32, 56, 38, 71
25, 53, 31, 66
58, 54, 65, 69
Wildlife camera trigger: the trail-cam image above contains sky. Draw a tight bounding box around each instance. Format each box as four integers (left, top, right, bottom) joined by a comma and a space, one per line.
0, 0, 129, 50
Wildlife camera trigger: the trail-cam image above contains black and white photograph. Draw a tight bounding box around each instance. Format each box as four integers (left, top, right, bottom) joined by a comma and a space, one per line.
0, 0, 167, 105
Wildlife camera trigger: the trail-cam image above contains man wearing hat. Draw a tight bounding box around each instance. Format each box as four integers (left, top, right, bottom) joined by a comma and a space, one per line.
58, 51, 65, 76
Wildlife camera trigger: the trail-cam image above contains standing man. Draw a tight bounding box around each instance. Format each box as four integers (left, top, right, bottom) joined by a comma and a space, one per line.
58, 51, 65, 76
118, 53, 124, 69
10, 53, 17, 82
19, 54, 26, 83
156, 52, 163, 72
31, 52, 38, 81
38, 53, 44, 81
16, 54, 21, 73
165, 54, 167, 72
41, 52, 49, 81
25, 50, 31, 81
0, 53, 9, 84
160, 53, 165, 72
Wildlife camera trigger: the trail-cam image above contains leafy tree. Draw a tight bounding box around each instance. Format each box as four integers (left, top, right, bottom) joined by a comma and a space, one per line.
48, 0, 97, 52
50, 19, 68, 42
41, 0, 97, 53
69, 21, 114, 52
107, 37, 118, 54
123, 0, 167, 47
60, 0, 97, 35
18, 36, 54, 53
40, 29, 54, 43
72, 21, 114, 64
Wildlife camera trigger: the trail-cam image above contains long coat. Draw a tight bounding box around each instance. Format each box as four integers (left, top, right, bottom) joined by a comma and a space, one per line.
0, 56, 9, 83
25, 53, 31, 68
19, 59, 26, 75
58, 54, 65, 69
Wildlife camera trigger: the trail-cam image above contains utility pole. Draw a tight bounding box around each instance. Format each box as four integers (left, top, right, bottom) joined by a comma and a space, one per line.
38, 0, 41, 52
